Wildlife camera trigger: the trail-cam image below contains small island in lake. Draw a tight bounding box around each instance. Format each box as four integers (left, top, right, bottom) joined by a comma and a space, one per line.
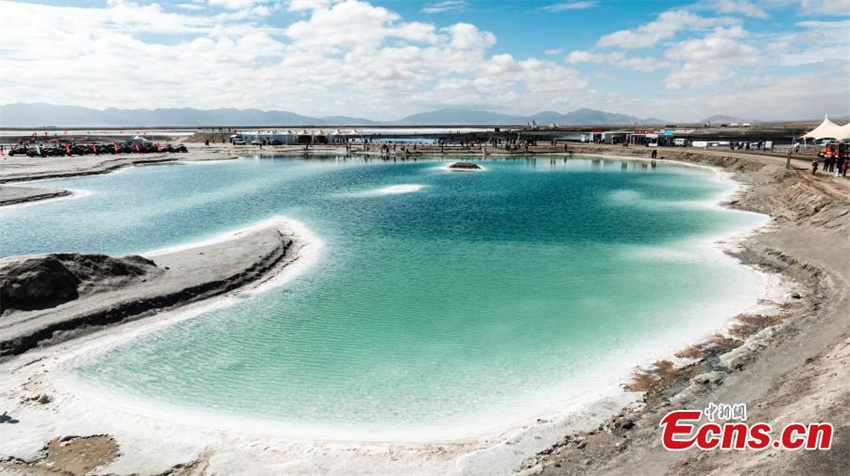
448, 162, 483, 170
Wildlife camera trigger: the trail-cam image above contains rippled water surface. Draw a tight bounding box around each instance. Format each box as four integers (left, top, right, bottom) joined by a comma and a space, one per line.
1, 156, 767, 438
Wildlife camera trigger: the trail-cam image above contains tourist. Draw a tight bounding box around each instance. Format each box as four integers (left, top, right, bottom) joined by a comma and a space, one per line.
842, 161, 848, 178
811, 159, 819, 175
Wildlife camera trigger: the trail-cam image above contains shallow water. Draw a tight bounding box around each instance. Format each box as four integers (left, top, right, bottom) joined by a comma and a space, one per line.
1, 156, 768, 439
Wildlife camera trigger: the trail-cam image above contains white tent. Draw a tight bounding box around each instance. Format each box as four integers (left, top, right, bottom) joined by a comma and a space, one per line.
837, 123, 850, 140
802, 116, 845, 140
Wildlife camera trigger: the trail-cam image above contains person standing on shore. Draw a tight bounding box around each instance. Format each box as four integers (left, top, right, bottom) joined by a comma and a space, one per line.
812, 159, 819, 175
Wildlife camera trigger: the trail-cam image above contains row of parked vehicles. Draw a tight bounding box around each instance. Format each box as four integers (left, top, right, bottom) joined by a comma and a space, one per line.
817, 141, 850, 161
6, 141, 188, 157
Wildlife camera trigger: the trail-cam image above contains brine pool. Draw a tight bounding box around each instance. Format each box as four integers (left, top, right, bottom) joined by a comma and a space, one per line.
1, 156, 770, 440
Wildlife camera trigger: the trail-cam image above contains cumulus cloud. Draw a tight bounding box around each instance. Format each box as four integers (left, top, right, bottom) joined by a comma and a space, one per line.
0, 0, 846, 122
714, 0, 770, 18
564, 50, 673, 72
596, 10, 739, 50
662, 70, 849, 120
799, 0, 850, 16
0, 0, 589, 119
286, 0, 340, 11
769, 19, 850, 65
208, 0, 256, 8
664, 26, 760, 89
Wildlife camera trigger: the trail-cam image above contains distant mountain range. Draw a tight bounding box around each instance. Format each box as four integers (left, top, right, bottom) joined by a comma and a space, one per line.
0, 103, 665, 128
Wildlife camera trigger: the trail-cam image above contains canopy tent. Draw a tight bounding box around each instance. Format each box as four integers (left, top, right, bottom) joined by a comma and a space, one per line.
802, 116, 846, 140
837, 123, 850, 140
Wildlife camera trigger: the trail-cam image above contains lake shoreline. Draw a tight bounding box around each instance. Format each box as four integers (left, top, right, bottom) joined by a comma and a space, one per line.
531, 143, 850, 476
0, 146, 847, 475
0, 219, 309, 358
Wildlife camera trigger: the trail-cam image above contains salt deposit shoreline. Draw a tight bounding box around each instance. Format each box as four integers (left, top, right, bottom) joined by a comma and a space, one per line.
0, 151, 239, 206
1, 147, 848, 475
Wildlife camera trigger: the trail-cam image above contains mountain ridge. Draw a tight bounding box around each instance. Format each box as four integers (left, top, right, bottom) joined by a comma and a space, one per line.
0, 103, 664, 127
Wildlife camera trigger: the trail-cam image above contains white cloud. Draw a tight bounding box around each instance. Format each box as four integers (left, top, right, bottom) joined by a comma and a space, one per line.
596, 10, 739, 50
769, 20, 850, 65
208, 0, 273, 9
444, 22, 496, 50
619, 56, 675, 73
565, 50, 621, 63
795, 19, 850, 27
0, 0, 590, 119
714, 0, 770, 18
543, 1, 598, 12
799, 0, 850, 16
287, 0, 340, 12
175, 3, 206, 11
0, 0, 846, 122
664, 26, 760, 89
565, 50, 673, 72
286, 1, 401, 48
657, 69, 850, 121
422, 1, 466, 14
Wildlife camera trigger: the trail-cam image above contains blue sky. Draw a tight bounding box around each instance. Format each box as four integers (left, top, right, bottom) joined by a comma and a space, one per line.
0, 0, 848, 121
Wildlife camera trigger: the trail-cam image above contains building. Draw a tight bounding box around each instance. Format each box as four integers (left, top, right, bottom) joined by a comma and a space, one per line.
628, 129, 676, 147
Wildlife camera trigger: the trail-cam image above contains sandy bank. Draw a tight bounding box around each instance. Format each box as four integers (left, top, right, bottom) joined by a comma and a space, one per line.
0, 147, 242, 206
0, 222, 301, 358
0, 185, 72, 206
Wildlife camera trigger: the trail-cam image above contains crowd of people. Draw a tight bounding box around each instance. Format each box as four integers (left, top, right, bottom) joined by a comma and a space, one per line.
812, 156, 848, 177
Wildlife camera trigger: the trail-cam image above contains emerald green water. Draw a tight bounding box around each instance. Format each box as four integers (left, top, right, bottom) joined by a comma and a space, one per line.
0, 156, 767, 439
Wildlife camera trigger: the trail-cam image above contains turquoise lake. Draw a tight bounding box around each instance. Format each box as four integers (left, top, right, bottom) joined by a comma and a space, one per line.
0, 156, 767, 439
